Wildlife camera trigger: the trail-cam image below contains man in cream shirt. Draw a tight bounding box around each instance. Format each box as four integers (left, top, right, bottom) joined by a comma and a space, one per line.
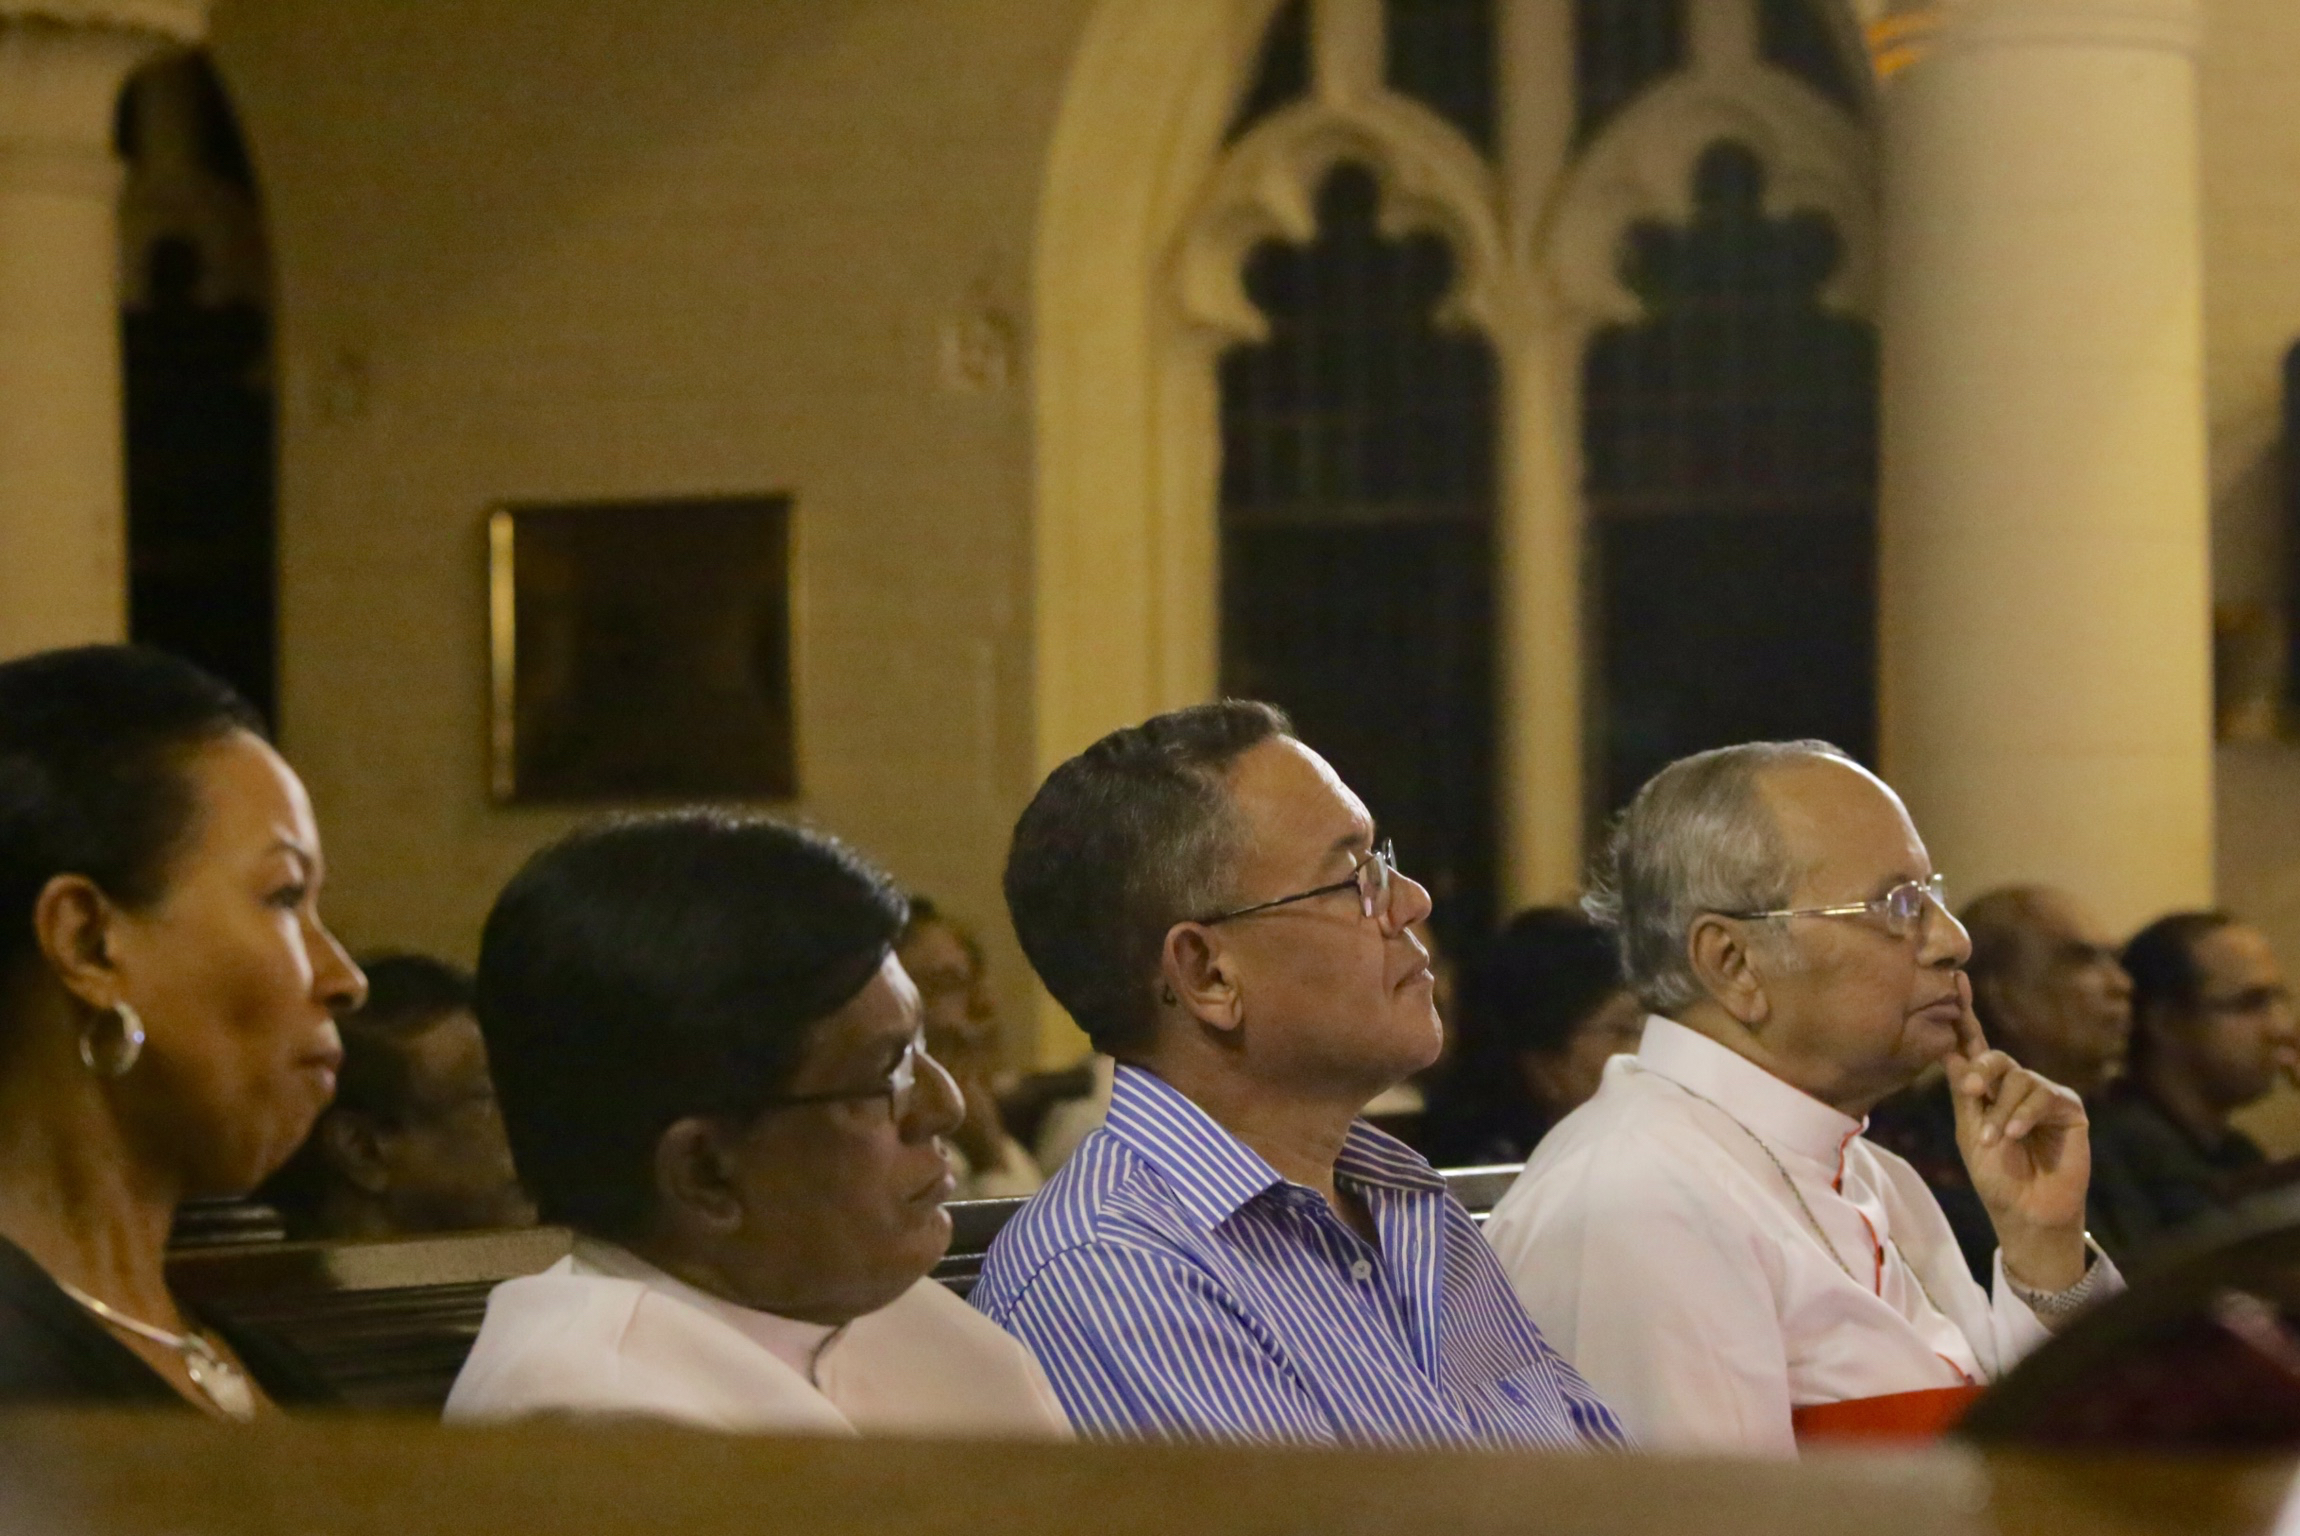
443, 811, 1067, 1437
1486, 742, 2120, 1456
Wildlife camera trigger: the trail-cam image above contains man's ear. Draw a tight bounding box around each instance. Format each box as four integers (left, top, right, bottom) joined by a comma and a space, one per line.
1161, 922, 1243, 1035
1686, 913, 1772, 1028
652, 1117, 745, 1236
30, 874, 123, 1015
317, 1111, 393, 1195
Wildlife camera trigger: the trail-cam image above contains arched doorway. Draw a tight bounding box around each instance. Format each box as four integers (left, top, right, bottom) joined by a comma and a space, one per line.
117, 50, 277, 725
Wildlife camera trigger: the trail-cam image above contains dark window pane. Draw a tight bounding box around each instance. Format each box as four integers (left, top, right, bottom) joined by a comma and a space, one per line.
1575, 0, 1686, 144
1229, 0, 1313, 143
1384, 0, 1496, 156
1219, 164, 1500, 950
1585, 141, 1879, 817
1759, 0, 1864, 111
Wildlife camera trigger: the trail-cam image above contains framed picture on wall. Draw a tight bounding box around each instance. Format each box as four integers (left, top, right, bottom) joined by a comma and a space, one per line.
487, 494, 797, 803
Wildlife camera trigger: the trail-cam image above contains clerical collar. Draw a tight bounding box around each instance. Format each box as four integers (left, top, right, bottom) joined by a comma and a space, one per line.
1634, 1016, 1866, 1169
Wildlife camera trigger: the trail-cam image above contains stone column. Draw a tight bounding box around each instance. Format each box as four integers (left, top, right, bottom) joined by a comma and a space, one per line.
1875, 0, 2212, 929
0, 4, 206, 660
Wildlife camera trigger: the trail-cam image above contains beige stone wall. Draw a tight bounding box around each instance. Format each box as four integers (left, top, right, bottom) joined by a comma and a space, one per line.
2198, 0, 2300, 1151
209, 0, 1095, 1062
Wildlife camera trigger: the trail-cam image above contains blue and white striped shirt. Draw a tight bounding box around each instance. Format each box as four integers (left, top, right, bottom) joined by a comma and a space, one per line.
971, 1064, 1625, 1448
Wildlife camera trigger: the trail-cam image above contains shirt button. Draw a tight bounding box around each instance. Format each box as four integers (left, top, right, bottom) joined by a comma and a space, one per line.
1350, 1259, 1373, 1281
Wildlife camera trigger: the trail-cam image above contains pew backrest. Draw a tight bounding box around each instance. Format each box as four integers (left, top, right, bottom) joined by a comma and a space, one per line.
167, 1164, 1526, 1411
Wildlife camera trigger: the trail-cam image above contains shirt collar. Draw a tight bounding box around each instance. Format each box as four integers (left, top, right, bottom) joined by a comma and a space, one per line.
1635, 1015, 1865, 1168
1104, 1064, 1445, 1232
569, 1236, 839, 1381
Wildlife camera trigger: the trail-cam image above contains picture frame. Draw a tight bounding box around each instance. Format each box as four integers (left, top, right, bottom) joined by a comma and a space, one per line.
486, 494, 797, 803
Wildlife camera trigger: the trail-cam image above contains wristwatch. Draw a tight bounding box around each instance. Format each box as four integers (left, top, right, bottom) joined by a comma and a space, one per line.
2005, 1234, 2111, 1328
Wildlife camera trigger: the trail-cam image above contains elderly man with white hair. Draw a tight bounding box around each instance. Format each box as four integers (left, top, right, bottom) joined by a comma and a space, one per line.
1485, 741, 2122, 1456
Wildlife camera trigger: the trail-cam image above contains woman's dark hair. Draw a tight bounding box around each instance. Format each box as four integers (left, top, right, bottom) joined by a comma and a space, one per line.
474, 810, 907, 1238
1423, 906, 1627, 1165
1004, 699, 1291, 1056
0, 645, 263, 989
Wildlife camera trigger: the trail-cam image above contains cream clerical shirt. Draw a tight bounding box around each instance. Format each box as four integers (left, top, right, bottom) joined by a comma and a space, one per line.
1483, 1017, 2120, 1456
443, 1238, 1071, 1438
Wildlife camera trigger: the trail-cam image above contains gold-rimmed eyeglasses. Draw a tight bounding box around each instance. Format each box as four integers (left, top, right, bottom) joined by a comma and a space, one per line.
1722, 874, 1948, 941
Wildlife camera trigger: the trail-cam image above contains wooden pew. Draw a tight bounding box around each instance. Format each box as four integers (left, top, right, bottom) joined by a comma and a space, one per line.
0, 1412, 2288, 1536
166, 1165, 1529, 1412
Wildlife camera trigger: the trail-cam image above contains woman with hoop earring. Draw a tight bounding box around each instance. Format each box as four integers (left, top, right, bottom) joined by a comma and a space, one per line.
0, 646, 366, 1414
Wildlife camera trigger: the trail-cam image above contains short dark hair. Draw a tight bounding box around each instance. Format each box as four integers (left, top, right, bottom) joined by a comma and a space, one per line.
334, 954, 477, 1123
2123, 910, 2238, 1057
264, 953, 479, 1227
474, 810, 907, 1238
1423, 907, 1627, 1163
1003, 699, 1290, 1055
0, 645, 263, 995
1466, 907, 1626, 1059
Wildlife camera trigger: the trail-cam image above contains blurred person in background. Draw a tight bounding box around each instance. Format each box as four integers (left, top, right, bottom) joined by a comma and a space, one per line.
446, 812, 1067, 1436
1421, 907, 1645, 1167
0, 646, 365, 1415
2089, 912, 2300, 1262
896, 898, 1040, 1199
265, 953, 535, 1240
1869, 885, 2134, 1281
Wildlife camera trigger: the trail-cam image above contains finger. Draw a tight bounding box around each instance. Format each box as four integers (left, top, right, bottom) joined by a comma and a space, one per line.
1953, 1054, 2021, 1144
1989, 1072, 2080, 1146
2010, 1079, 2087, 1136
1953, 987, 1988, 1062
1985, 1076, 2049, 1145
1955, 1049, 2016, 1104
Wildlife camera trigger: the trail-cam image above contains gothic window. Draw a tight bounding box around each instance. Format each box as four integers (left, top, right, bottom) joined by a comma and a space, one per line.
1219, 164, 1500, 948
1383, 0, 1497, 155
118, 53, 277, 725
1573, 0, 1685, 143
1585, 141, 1879, 813
1758, 0, 1863, 109
1229, 0, 1313, 142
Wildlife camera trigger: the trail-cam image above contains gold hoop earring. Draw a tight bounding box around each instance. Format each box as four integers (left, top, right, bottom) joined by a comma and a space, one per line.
78, 1002, 145, 1078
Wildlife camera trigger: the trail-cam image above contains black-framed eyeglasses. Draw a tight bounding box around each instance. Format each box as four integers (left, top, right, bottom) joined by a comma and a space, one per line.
754, 1031, 928, 1117
1721, 874, 1948, 941
1197, 839, 1398, 926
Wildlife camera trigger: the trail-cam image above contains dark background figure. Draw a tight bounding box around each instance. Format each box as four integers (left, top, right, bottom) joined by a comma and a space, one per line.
896, 899, 1041, 1199
1869, 884, 2133, 1283
265, 954, 535, 1240
1420, 907, 1644, 1168
2089, 912, 2300, 1264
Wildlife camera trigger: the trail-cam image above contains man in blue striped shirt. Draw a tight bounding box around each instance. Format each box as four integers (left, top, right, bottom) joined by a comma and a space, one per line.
973, 701, 1623, 1448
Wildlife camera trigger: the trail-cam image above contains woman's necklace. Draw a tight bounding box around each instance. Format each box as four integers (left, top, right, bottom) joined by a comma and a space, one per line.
1650, 1071, 1952, 1321
52, 1276, 256, 1421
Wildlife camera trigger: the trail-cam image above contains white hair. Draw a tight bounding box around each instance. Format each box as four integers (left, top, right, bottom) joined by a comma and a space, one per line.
1583, 740, 1853, 1012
